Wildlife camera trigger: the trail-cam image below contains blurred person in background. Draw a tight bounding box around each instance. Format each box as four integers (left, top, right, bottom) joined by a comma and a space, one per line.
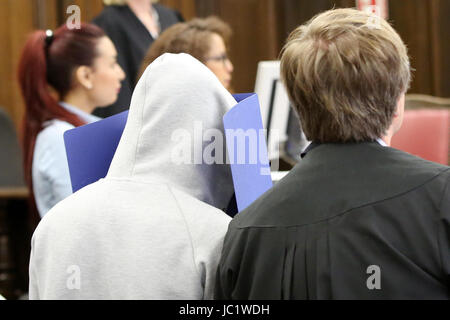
93, 0, 183, 117
139, 16, 234, 91
18, 23, 125, 223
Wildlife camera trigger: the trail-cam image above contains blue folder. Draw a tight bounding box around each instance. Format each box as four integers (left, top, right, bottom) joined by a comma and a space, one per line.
64, 110, 128, 194
224, 93, 272, 211
64, 93, 273, 212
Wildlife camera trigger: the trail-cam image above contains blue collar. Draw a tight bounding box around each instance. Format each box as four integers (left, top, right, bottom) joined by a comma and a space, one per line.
59, 102, 102, 124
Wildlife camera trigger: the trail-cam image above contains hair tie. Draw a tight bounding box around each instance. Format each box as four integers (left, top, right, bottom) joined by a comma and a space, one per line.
45, 29, 54, 48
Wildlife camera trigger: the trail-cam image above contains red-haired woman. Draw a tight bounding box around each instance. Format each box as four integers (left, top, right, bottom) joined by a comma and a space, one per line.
18, 23, 125, 222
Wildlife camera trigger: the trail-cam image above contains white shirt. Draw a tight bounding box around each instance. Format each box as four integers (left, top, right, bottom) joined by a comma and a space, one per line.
32, 103, 100, 217
376, 138, 388, 147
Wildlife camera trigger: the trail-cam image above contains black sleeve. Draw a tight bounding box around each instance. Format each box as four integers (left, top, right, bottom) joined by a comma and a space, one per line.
437, 171, 450, 289
214, 261, 231, 300
214, 225, 239, 300
154, 4, 184, 30
92, 9, 112, 34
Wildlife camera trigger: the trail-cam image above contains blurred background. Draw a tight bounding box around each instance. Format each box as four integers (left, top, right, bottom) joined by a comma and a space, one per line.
1, 0, 449, 130
0, 0, 449, 300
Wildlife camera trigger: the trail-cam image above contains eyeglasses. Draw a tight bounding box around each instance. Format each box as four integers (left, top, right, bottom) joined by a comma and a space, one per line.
205, 53, 230, 65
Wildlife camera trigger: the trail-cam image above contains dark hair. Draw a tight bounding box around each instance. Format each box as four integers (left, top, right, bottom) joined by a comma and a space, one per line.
17, 23, 105, 225
138, 16, 232, 80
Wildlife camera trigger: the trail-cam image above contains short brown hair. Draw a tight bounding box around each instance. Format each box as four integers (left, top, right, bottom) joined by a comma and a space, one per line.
280, 8, 411, 143
138, 16, 232, 80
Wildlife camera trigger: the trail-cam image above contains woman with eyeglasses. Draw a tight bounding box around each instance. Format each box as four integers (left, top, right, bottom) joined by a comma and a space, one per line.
138, 16, 234, 91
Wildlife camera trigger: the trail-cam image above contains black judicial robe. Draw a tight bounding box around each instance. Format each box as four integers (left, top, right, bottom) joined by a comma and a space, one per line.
215, 142, 450, 299
93, 4, 182, 118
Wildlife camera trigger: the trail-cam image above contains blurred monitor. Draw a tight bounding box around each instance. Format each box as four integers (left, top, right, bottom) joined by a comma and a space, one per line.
254, 61, 309, 164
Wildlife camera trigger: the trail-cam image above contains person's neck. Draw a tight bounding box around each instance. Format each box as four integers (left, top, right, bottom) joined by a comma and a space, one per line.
127, 0, 152, 13
380, 136, 390, 146
381, 130, 393, 146
63, 92, 95, 115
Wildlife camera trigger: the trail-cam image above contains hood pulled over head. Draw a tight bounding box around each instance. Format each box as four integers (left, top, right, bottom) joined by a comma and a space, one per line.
107, 53, 236, 211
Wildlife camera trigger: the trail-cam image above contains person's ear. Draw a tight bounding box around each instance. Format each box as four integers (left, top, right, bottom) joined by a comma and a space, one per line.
392, 92, 406, 132
75, 66, 94, 90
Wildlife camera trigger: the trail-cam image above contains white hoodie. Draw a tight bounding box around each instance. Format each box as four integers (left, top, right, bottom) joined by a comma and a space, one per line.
29, 53, 237, 299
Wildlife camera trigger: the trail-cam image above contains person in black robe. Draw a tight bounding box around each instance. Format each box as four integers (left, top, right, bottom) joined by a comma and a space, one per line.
92, 0, 183, 118
215, 8, 450, 299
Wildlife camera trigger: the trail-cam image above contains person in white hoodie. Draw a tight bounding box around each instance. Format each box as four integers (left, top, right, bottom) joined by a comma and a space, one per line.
28, 53, 237, 299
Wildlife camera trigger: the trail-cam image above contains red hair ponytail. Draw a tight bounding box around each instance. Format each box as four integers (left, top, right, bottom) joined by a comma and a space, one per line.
17, 23, 104, 226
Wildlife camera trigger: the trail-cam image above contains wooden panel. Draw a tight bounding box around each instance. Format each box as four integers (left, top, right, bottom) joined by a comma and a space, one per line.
1, 0, 449, 132
33, 0, 59, 30
429, 0, 450, 97
195, 0, 219, 17
277, 0, 355, 54
219, 0, 282, 92
234, 0, 449, 97
159, 0, 196, 20
279, 0, 334, 45
0, 2, 12, 121
0, 187, 28, 199
60, 0, 104, 23
0, 0, 35, 131
389, 0, 433, 95
193, 0, 283, 93
191, 0, 359, 93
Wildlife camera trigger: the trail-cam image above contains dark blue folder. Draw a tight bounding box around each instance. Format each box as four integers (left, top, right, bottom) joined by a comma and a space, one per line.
64, 110, 128, 194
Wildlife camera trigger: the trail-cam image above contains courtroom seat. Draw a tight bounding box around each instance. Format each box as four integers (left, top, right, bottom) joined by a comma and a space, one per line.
391, 108, 449, 165
0, 107, 25, 188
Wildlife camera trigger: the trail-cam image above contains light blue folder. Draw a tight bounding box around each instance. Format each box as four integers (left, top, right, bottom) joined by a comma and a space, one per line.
64, 93, 273, 212
224, 93, 272, 210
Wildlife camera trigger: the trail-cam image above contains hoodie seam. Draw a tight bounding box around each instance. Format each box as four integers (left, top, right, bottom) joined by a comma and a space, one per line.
130, 68, 148, 177
167, 186, 203, 287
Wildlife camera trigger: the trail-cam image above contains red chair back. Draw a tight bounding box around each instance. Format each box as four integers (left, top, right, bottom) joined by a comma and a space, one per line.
391, 109, 449, 165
